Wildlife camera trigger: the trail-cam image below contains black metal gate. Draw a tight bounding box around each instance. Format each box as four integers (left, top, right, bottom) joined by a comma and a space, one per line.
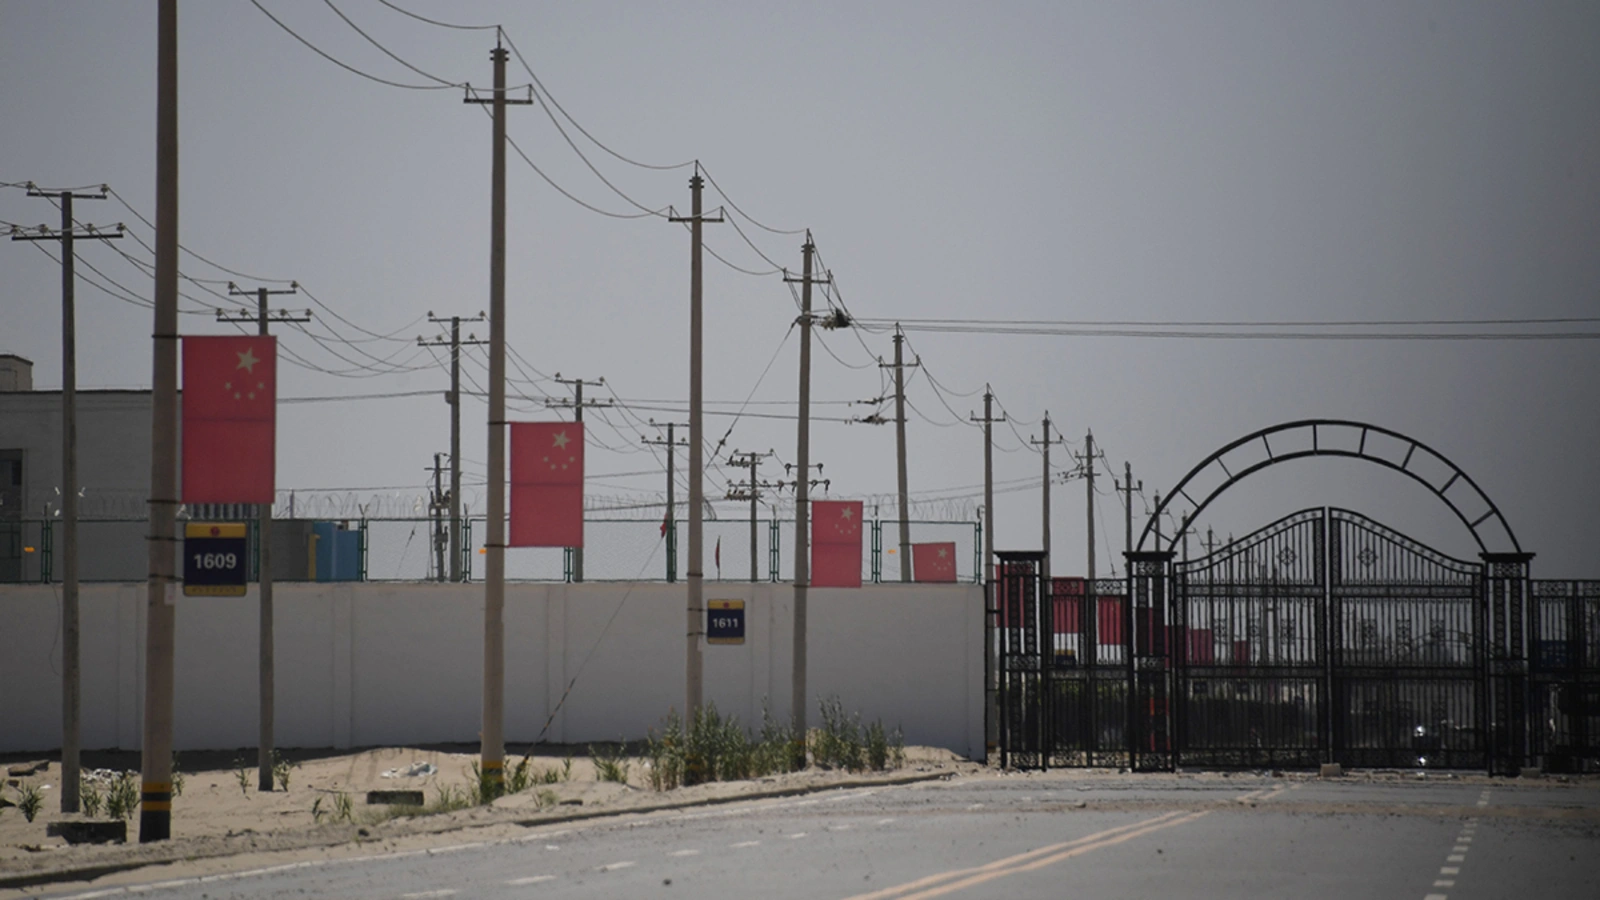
995, 505, 1587, 773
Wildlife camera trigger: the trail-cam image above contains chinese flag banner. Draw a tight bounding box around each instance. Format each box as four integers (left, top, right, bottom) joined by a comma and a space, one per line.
810, 499, 863, 588
181, 335, 276, 504
510, 422, 584, 548
912, 541, 957, 583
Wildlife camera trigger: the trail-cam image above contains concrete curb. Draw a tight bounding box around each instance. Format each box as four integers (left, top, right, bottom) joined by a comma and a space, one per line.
0, 770, 953, 892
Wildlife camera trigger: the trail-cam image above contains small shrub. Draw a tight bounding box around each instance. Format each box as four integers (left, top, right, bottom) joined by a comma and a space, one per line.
17, 784, 43, 823
334, 791, 355, 823
507, 756, 533, 794
645, 708, 686, 791
814, 696, 865, 772
311, 796, 326, 824
234, 758, 252, 797
537, 788, 559, 808
561, 756, 573, 782
590, 742, 632, 784
272, 751, 298, 792
865, 720, 904, 771
171, 754, 186, 798
753, 701, 798, 777
79, 777, 104, 818
105, 772, 139, 821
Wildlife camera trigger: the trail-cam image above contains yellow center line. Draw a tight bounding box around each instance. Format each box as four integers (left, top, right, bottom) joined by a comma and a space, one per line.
838, 811, 1195, 900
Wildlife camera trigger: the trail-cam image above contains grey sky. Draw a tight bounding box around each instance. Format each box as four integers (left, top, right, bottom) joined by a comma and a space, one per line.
3, 1, 1597, 576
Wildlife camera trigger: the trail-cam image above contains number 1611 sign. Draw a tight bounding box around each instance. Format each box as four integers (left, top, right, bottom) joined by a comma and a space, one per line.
184, 521, 248, 596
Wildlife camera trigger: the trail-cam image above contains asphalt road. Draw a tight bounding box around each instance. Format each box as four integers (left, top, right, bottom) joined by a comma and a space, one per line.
35, 773, 1600, 900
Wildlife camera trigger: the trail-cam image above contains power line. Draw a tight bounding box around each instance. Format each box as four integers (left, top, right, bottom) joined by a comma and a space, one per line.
320, 0, 468, 88
862, 319, 1600, 341
248, 0, 460, 91
374, 0, 498, 31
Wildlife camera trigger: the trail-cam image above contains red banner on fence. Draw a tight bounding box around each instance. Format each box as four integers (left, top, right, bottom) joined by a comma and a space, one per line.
181, 335, 276, 504
510, 422, 584, 548
912, 541, 958, 583
811, 500, 863, 588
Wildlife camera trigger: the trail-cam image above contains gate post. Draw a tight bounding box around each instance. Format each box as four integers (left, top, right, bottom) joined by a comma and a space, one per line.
1483, 552, 1534, 776
1126, 550, 1177, 771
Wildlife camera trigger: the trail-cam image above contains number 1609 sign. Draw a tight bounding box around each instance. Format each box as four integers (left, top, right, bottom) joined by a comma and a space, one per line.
184, 522, 248, 596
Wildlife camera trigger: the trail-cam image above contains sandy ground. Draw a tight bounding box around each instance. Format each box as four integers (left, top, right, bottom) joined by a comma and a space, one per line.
0, 744, 976, 894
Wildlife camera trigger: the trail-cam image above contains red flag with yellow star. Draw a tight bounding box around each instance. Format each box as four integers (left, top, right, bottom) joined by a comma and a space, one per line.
181, 335, 276, 504
912, 541, 958, 583
510, 422, 584, 547
811, 499, 863, 588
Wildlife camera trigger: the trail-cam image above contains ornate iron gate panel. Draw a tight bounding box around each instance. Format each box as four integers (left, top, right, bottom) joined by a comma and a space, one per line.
996, 551, 1046, 769
1043, 577, 1130, 768
1173, 510, 1327, 769
1529, 580, 1600, 773
1328, 509, 1486, 770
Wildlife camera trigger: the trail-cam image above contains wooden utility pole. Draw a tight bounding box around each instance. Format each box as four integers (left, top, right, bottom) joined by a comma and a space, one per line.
545, 374, 609, 582
1082, 432, 1098, 586
464, 39, 531, 799
418, 313, 485, 581
725, 450, 773, 582
879, 326, 919, 581
219, 284, 306, 792
11, 185, 120, 814
970, 387, 1004, 758
642, 422, 688, 582
669, 170, 723, 727
141, 0, 179, 842
1030, 413, 1064, 586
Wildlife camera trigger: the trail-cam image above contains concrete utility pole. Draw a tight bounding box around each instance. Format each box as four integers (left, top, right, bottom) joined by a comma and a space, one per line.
1115, 461, 1141, 569
545, 374, 609, 582
430, 453, 447, 580
11, 185, 121, 814
464, 40, 531, 799
141, 0, 179, 842
970, 387, 1004, 758
783, 235, 827, 758
219, 284, 305, 792
418, 313, 485, 582
725, 450, 774, 582
1030, 413, 1064, 587
880, 326, 919, 581
1206, 526, 1216, 558
642, 422, 688, 582
669, 169, 723, 723
1083, 431, 1097, 586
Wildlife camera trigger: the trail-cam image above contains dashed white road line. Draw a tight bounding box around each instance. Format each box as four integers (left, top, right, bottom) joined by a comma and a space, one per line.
506, 875, 555, 885
1440, 866, 1460, 875
597, 860, 636, 872
730, 840, 762, 848
788, 832, 809, 839
877, 817, 896, 825
400, 891, 458, 899
670, 849, 702, 857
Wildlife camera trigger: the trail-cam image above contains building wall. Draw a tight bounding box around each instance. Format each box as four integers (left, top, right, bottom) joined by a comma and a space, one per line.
0, 581, 985, 760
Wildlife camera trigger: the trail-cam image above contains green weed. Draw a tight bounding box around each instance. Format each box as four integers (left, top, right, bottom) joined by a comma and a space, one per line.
233, 758, 252, 797
105, 772, 138, 821
272, 751, 298, 792
17, 784, 43, 823
589, 742, 632, 784
79, 777, 104, 818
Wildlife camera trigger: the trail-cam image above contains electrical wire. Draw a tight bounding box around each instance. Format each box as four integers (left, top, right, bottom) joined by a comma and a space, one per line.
248, 0, 460, 90
502, 30, 694, 172
374, 0, 498, 31
321, 0, 469, 87
699, 165, 806, 235
108, 188, 295, 283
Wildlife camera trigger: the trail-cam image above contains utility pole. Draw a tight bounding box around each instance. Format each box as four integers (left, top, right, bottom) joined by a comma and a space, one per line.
642, 422, 688, 582
1073, 431, 1100, 586
1030, 413, 1064, 586
219, 284, 305, 793
669, 168, 723, 725
783, 234, 827, 758
1115, 461, 1141, 570
877, 326, 919, 582
725, 450, 774, 582
1206, 526, 1216, 558
141, 0, 179, 842
545, 374, 609, 582
419, 313, 485, 581
464, 38, 532, 799
11, 185, 121, 814
970, 387, 1004, 759
430, 453, 447, 580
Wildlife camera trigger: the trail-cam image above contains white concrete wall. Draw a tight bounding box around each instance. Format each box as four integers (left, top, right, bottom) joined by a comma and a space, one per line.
0, 581, 984, 760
